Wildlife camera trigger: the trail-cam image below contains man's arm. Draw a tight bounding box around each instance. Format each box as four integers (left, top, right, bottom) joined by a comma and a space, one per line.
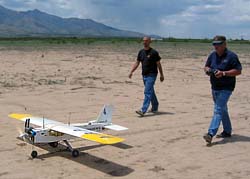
215, 69, 242, 78
224, 69, 242, 76
204, 66, 241, 78
204, 55, 212, 73
129, 61, 140, 79
156, 61, 164, 82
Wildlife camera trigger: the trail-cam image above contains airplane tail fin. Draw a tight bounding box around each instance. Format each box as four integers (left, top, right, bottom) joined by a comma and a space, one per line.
96, 105, 113, 124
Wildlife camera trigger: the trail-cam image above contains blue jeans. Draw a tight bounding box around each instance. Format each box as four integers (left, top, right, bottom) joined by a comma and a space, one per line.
141, 75, 159, 113
208, 90, 232, 136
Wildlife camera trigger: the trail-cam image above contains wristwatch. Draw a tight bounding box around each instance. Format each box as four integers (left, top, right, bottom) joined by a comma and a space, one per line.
222, 71, 226, 76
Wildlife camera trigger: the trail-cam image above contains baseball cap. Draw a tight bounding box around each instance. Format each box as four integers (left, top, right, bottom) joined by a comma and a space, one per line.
212, 35, 226, 46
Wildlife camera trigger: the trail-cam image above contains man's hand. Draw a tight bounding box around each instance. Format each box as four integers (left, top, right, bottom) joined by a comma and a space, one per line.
129, 72, 133, 79
214, 70, 223, 78
160, 75, 164, 82
204, 67, 210, 73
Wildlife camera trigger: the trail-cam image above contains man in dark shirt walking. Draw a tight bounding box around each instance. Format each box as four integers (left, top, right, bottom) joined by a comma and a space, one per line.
203, 35, 242, 144
129, 36, 164, 117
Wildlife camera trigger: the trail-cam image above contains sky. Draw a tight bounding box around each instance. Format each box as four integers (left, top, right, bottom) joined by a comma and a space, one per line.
0, 0, 250, 39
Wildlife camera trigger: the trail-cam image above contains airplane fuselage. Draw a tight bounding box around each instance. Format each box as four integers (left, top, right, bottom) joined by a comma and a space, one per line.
24, 128, 74, 143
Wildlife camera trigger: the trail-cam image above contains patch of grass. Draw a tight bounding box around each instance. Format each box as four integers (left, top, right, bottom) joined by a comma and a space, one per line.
0, 37, 249, 60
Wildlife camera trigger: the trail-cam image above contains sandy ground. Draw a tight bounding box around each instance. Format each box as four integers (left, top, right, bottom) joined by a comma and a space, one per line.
0, 43, 250, 179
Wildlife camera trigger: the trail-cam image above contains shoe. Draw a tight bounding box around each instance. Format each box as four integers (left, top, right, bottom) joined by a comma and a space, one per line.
136, 110, 145, 117
203, 133, 213, 144
216, 131, 231, 138
150, 108, 158, 113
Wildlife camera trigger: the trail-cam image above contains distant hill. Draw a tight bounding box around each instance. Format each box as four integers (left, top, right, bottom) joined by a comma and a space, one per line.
0, 5, 145, 37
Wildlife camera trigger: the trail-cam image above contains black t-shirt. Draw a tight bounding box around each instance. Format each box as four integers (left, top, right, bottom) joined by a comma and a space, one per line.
137, 48, 161, 76
205, 49, 242, 91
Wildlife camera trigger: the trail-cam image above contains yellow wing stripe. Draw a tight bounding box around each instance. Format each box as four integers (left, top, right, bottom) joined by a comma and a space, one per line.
8, 113, 33, 120
82, 134, 124, 144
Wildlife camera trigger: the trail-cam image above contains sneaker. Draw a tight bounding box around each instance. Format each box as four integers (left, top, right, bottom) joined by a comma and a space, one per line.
216, 131, 231, 138
150, 108, 158, 113
136, 110, 145, 117
203, 133, 213, 144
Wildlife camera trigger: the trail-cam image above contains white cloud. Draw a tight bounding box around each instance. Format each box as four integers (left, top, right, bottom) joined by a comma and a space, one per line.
160, 3, 223, 27
216, 0, 250, 23
159, 0, 250, 38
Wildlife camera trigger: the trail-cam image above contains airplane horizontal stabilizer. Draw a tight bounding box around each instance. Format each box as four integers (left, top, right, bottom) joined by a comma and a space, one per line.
105, 124, 128, 131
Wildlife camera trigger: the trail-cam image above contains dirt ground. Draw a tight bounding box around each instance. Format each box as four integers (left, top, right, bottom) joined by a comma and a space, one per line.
0, 42, 250, 179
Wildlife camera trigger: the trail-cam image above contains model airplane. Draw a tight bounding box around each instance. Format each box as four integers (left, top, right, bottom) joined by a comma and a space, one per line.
9, 105, 128, 158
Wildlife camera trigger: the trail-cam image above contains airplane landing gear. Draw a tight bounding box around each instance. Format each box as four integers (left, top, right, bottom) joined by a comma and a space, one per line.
63, 140, 80, 157
72, 149, 79, 157
31, 150, 38, 158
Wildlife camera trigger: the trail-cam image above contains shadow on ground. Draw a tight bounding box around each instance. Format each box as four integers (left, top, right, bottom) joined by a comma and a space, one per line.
137, 111, 175, 118
25, 142, 134, 177
211, 134, 250, 146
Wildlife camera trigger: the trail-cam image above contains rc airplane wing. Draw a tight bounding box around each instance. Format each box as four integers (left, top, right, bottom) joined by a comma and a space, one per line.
9, 113, 63, 127
9, 113, 124, 144
50, 125, 124, 144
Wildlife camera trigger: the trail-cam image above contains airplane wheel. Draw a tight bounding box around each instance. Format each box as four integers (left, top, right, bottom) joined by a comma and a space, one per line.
72, 149, 79, 157
49, 142, 58, 148
31, 151, 38, 158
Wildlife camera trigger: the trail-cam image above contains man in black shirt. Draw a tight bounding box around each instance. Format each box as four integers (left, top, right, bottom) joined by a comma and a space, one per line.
203, 35, 242, 144
129, 36, 164, 117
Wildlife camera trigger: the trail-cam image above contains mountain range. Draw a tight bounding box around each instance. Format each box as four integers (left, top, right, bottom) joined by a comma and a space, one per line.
0, 5, 144, 37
